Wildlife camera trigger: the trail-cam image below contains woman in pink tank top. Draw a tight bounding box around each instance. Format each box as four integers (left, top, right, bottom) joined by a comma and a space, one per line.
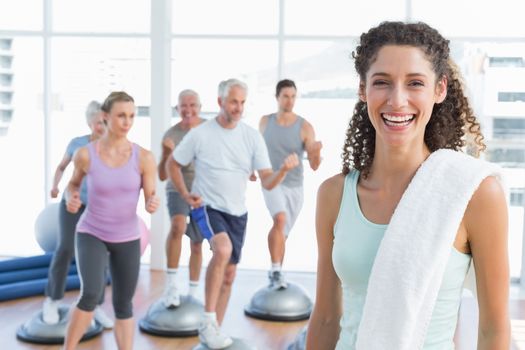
63, 91, 159, 350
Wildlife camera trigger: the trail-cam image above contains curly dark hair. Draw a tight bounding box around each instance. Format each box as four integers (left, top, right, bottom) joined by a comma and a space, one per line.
342, 21, 485, 177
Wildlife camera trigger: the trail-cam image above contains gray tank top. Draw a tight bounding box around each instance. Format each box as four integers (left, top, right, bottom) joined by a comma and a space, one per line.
163, 123, 195, 192
262, 113, 304, 187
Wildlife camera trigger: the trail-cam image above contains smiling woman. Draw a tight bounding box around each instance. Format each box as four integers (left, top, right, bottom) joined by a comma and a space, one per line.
307, 21, 509, 350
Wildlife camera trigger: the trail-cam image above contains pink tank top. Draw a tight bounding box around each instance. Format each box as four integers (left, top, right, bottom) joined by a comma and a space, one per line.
77, 142, 142, 243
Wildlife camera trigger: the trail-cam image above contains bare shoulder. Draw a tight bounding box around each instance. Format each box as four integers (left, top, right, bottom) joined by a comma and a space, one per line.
466, 176, 506, 213
138, 146, 155, 164
317, 174, 345, 239
318, 173, 345, 206
465, 175, 507, 237
259, 114, 270, 132
73, 146, 90, 164
71, 146, 90, 173
300, 119, 316, 141
301, 118, 314, 131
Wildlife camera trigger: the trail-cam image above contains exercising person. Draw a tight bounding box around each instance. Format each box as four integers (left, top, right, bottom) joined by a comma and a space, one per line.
43, 100, 113, 328
158, 89, 205, 307
259, 79, 322, 289
63, 92, 159, 350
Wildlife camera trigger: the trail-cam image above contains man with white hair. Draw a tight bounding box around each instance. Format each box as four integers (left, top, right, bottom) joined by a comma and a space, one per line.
158, 89, 206, 308
168, 79, 299, 349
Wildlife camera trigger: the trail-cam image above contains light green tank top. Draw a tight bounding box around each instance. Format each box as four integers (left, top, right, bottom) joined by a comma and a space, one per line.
332, 170, 471, 349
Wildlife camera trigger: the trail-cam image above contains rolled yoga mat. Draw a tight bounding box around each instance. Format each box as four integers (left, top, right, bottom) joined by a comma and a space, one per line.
0, 253, 54, 273
0, 275, 80, 302
0, 265, 77, 285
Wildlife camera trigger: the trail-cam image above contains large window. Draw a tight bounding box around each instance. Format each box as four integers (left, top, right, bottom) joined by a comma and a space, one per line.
53, 0, 150, 33
284, 0, 405, 36
0, 37, 44, 256
493, 118, 525, 140
172, 0, 277, 35
0, 0, 42, 31
411, 0, 525, 38
51, 37, 151, 156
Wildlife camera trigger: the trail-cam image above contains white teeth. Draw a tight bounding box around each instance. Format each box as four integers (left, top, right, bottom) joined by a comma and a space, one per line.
384, 119, 411, 127
382, 114, 414, 122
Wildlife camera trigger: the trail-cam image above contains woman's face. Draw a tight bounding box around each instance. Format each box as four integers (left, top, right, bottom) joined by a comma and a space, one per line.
89, 111, 106, 137
360, 45, 447, 149
104, 101, 135, 137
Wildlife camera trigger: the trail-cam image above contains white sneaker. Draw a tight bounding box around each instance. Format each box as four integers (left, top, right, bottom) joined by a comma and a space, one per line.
268, 270, 288, 290
161, 285, 181, 308
198, 320, 233, 349
42, 297, 60, 325
94, 306, 114, 329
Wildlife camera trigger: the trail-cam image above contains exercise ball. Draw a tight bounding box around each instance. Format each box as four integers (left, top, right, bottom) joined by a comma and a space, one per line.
34, 203, 60, 253
138, 217, 150, 256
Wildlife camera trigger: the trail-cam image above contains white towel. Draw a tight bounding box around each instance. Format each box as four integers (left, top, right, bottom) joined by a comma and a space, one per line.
355, 149, 502, 350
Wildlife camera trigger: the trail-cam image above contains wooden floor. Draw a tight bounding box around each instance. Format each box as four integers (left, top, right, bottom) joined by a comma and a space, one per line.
1, 265, 523, 349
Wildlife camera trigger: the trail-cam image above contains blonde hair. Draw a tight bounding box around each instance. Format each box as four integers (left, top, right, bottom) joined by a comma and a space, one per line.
101, 91, 134, 113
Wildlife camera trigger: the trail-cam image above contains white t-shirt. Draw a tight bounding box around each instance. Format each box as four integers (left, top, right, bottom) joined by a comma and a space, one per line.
173, 118, 271, 216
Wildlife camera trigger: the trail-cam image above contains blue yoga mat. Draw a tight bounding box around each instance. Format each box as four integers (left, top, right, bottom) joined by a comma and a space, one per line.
0, 254, 56, 273
0, 265, 77, 285
0, 275, 81, 302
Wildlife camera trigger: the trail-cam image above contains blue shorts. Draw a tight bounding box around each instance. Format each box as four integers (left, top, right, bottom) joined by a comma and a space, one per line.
191, 206, 248, 264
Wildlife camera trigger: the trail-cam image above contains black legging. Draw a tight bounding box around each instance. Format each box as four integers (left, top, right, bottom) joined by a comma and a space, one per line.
75, 232, 140, 319
45, 199, 106, 304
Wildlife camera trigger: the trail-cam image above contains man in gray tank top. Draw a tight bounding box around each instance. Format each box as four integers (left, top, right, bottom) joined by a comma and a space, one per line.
259, 79, 322, 289
158, 89, 205, 308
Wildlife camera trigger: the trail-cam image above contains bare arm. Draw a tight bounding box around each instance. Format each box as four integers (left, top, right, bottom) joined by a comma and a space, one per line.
140, 148, 160, 213
257, 153, 299, 190
258, 115, 269, 134
158, 138, 175, 181
466, 177, 510, 349
65, 148, 89, 213
306, 174, 344, 350
301, 120, 322, 171
167, 155, 201, 207
249, 116, 270, 182
50, 153, 73, 198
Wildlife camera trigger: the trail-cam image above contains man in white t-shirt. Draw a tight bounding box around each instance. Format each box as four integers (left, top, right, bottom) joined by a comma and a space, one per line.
168, 78, 299, 349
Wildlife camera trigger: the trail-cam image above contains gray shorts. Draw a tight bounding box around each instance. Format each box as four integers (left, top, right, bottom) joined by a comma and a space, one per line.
262, 185, 304, 237
166, 190, 204, 243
